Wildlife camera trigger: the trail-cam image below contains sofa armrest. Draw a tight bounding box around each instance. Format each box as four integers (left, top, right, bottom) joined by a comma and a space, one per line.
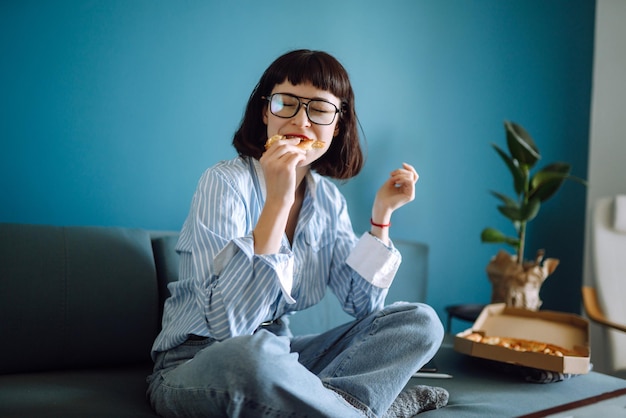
150, 233, 180, 322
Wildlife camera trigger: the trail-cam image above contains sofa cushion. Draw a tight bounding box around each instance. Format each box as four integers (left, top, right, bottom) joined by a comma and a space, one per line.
0, 224, 160, 374
0, 364, 158, 418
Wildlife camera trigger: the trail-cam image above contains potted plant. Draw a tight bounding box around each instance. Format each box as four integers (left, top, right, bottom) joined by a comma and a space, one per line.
481, 121, 586, 310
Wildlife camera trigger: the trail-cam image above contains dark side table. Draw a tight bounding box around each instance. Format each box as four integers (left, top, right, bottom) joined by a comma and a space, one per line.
444, 304, 486, 332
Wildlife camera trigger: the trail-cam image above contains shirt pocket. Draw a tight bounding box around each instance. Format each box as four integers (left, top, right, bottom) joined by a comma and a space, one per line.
303, 216, 334, 252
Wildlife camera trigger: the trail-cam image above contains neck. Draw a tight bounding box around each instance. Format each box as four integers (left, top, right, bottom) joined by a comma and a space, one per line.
295, 167, 309, 190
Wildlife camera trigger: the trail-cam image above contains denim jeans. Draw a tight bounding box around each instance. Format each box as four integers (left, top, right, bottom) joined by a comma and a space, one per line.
147, 302, 444, 418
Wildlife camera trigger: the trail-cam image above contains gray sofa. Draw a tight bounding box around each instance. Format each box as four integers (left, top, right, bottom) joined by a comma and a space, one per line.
0, 223, 177, 418
1, 222, 625, 418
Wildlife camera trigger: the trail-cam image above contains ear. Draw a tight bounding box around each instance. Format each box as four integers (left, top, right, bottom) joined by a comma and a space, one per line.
333, 122, 340, 137
262, 103, 269, 125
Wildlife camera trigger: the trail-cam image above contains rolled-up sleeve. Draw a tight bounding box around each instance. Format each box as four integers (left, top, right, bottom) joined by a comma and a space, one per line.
346, 233, 401, 289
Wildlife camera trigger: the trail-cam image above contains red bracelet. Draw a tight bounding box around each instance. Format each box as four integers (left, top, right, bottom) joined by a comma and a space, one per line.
370, 218, 391, 228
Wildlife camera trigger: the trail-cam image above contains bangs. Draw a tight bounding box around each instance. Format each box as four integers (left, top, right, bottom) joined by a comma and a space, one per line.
263, 50, 351, 101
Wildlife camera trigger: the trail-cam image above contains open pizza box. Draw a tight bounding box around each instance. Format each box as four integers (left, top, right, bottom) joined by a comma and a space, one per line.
454, 303, 590, 374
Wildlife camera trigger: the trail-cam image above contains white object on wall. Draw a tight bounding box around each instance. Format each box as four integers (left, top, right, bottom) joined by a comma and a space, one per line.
590, 196, 626, 375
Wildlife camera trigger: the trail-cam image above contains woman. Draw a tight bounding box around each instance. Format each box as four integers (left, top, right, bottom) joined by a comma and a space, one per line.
148, 49, 448, 418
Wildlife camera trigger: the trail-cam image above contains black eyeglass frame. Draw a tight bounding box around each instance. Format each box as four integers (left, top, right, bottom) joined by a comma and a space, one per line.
262, 93, 342, 126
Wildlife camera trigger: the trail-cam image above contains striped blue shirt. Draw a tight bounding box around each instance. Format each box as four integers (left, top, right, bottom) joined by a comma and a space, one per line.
152, 156, 401, 356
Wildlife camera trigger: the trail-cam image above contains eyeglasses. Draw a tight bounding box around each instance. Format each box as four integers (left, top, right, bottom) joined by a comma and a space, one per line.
263, 93, 341, 125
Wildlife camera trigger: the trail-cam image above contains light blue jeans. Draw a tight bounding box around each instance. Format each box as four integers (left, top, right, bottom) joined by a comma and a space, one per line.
147, 302, 444, 418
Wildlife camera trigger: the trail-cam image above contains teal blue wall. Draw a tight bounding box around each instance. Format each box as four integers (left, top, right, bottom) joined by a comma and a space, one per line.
1, 1, 595, 326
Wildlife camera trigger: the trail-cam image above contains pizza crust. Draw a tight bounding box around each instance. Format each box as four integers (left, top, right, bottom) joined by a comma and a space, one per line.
264, 134, 325, 151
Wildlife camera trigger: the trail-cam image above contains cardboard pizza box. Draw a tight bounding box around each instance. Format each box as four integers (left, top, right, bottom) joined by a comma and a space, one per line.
454, 303, 590, 374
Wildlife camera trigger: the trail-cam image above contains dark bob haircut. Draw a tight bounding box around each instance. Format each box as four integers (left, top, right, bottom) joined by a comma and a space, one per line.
232, 49, 364, 180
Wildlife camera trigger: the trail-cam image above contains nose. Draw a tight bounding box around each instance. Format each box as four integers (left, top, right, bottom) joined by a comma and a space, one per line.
291, 102, 311, 126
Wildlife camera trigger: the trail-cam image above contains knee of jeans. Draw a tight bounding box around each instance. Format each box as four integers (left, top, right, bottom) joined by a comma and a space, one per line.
389, 302, 444, 348
420, 303, 445, 345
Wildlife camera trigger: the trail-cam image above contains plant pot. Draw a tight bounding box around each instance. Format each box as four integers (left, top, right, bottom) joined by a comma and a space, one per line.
486, 249, 560, 311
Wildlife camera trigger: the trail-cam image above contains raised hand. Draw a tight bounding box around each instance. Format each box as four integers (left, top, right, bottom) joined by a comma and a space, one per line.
370, 163, 419, 245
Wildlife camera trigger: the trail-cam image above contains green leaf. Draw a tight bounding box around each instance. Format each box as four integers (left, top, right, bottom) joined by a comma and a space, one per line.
489, 190, 517, 207
505, 121, 540, 168
498, 205, 522, 221
529, 162, 571, 202
497, 198, 540, 223
492, 143, 526, 195
520, 198, 541, 222
481, 227, 520, 247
